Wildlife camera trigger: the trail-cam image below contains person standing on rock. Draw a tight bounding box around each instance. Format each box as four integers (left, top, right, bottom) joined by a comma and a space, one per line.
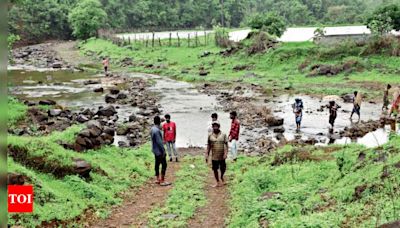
102, 57, 109, 76
292, 98, 303, 131
208, 113, 218, 133
151, 116, 169, 186
383, 84, 392, 111
350, 91, 362, 121
327, 100, 341, 129
162, 114, 178, 162
228, 111, 240, 162
205, 121, 228, 187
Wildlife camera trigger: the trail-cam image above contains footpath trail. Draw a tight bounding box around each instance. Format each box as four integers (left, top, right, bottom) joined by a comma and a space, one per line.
187, 168, 230, 228
92, 162, 180, 228
52, 41, 93, 67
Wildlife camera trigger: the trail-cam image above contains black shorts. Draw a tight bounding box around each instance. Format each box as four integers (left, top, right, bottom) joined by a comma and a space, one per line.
212, 160, 226, 171
104, 66, 108, 71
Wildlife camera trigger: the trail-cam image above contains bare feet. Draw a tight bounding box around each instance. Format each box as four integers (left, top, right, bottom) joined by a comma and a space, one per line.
211, 182, 222, 188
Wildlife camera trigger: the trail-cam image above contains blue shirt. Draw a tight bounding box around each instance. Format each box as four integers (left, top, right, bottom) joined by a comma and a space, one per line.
150, 125, 165, 156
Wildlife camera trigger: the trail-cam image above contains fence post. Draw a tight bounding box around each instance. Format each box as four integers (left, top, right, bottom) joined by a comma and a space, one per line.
152, 32, 155, 47
169, 33, 172, 47
159, 37, 161, 46
177, 32, 180, 47
146, 36, 149, 48
204, 30, 207, 46
195, 32, 198, 47
128, 37, 131, 45
188, 34, 190, 47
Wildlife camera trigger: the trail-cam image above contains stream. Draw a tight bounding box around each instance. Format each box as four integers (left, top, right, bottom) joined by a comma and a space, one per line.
8, 68, 391, 149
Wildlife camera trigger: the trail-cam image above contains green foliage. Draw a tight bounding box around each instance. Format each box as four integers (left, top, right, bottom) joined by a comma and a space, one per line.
7, 34, 20, 50
8, 0, 73, 43
8, 97, 27, 128
8, 127, 153, 227
147, 156, 208, 227
367, 3, 400, 34
248, 13, 286, 37
68, 0, 107, 39
227, 137, 400, 227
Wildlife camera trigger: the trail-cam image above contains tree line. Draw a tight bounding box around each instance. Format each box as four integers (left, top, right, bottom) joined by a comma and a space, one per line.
8, 0, 400, 43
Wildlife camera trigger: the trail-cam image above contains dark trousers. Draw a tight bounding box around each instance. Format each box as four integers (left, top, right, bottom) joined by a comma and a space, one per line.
155, 154, 167, 177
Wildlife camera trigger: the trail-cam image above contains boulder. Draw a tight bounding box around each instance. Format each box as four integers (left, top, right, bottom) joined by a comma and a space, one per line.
128, 114, 137, 122
97, 105, 117, 117
341, 94, 354, 103
103, 126, 115, 136
39, 100, 56, 105
93, 87, 104, 93
52, 62, 63, 69
105, 94, 117, 103
266, 116, 284, 126
273, 127, 285, 133
117, 93, 128, 99
199, 70, 209, 76
76, 114, 89, 123
48, 109, 62, 117
73, 159, 92, 178
110, 88, 120, 95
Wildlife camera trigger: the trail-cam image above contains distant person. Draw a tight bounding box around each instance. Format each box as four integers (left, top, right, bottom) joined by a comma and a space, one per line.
327, 100, 341, 128
205, 121, 228, 187
208, 113, 218, 133
102, 57, 109, 76
228, 111, 240, 162
292, 98, 303, 131
350, 91, 362, 121
162, 114, 178, 162
383, 84, 392, 111
388, 88, 400, 131
151, 116, 169, 186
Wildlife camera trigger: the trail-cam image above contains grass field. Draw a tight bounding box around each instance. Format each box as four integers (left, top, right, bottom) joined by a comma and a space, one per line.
80, 34, 400, 100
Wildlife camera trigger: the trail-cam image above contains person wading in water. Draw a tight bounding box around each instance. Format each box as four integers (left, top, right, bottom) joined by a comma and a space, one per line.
350, 91, 362, 121
205, 121, 228, 187
102, 57, 109, 76
292, 98, 303, 132
383, 84, 392, 111
151, 116, 170, 186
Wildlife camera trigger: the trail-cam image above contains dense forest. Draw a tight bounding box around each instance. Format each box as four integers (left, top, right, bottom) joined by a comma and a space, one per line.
8, 0, 399, 43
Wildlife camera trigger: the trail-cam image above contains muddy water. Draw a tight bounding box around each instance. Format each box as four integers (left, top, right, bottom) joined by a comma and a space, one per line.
262, 94, 389, 147
8, 68, 391, 149
128, 73, 234, 148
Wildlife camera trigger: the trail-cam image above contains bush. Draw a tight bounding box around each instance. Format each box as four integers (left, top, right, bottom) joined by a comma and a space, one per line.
248, 13, 286, 37
214, 26, 233, 48
68, 0, 107, 39
366, 4, 400, 34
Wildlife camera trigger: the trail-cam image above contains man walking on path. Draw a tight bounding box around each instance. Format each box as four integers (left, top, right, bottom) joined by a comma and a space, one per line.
228, 111, 240, 162
350, 91, 362, 121
151, 116, 170, 186
162, 114, 178, 162
208, 113, 218, 133
383, 84, 392, 111
102, 57, 109, 76
205, 121, 228, 188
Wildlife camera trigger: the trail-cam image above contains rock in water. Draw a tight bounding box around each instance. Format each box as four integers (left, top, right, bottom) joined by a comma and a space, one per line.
97, 105, 117, 117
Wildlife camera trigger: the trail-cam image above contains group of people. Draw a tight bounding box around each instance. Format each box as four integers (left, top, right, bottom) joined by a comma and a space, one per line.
150, 112, 241, 187
292, 84, 400, 132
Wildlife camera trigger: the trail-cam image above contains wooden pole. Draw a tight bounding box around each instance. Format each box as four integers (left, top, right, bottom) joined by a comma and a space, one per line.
188, 34, 190, 47
177, 32, 180, 47
152, 32, 155, 47
204, 30, 207, 46
195, 32, 198, 47
169, 33, 172, 46
159, 37, 161, 46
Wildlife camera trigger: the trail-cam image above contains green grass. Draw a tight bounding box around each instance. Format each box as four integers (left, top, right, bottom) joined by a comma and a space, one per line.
8, 126, 154, 227
80, 36, 400, 100
227, 137, 400, 228
147, 156, 209, 228
8, 97, 28, 128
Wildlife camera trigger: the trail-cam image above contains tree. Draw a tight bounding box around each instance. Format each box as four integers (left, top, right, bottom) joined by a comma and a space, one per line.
248, 13, 287, 37
68, 0, 107, 39
367, 4, 400, 34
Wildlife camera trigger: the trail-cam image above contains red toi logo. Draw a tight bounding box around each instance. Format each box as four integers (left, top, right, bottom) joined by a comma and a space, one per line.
8, 185, 34, 213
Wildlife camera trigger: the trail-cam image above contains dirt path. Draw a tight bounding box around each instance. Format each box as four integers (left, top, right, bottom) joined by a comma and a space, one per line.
52, 41, 94, 68
187, 167, 230, 228
91, 162, 180, 228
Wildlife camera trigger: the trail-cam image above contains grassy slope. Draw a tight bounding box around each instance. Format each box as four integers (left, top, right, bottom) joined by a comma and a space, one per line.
227, 136, 400, 228
7, 100, 154, 227
147, 156, 208, 227
80, 37, 400, 100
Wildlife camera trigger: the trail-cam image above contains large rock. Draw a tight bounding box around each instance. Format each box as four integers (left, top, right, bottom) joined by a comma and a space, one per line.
97, 105, 117, 117
105, 94, 117, 103
52, 62, 63, 69
76, 114, 89, 123
117, 93, 128, 99
39, 100, 56, 105
341, 94, 354, 103
110, 88, 120, 95
93, 87, 104, 93
128, 113, 137, 122
73, 159, 92, 178
48, 109, 62, 117
266, 116, 284, 126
